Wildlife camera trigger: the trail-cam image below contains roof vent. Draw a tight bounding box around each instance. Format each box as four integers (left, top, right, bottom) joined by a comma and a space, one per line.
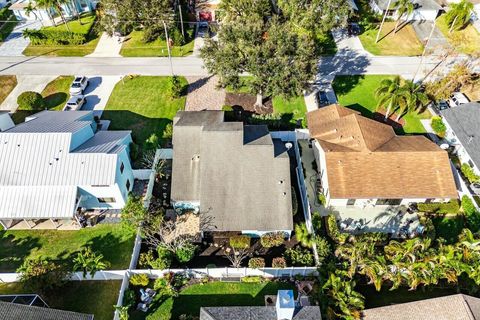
279, 180, 284, 184
285, 142, 293, 149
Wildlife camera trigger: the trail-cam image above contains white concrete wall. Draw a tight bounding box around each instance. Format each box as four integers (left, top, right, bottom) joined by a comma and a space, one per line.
78, 184, 126, 209
312, 140, 331, 205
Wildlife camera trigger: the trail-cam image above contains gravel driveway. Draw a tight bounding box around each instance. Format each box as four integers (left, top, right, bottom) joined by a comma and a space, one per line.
185, 76, 226, 111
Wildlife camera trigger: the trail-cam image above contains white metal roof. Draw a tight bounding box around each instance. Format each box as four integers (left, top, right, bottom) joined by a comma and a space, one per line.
0, 186, 78, 219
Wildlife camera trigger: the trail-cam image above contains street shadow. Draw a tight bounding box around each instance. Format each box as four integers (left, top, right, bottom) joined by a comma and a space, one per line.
0, 232, 40, 272
319, 48, 370, 87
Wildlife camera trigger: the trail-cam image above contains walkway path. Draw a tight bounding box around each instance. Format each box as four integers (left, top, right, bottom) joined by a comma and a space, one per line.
87, 32, 122, 57
0, 20, 41, 57
185, 75, 225, 111
0, 75, 56, 112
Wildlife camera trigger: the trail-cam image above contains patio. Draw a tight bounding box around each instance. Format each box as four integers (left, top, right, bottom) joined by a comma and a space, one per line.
331, 205, 420, 237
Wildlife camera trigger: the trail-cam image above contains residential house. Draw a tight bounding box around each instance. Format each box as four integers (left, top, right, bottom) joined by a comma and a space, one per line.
200, 290, 321, 320
362, 293, 480, 319
306, 104, 458, 208
9, 0, 97, 24
370, 0, 443, 21
441, 102, 480, 175
170, 110, 293, 237
0, 299, 94, 320
0, 110, 134, 230
195, 0, 221, 22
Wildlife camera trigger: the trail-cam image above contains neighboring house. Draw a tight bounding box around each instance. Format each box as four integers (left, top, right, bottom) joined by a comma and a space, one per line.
0, 111, 14, 132
195, 0, 221, 22
441, 102, 480, 175
9, 0, 97, 24
306, 104, 458, 208
200, 290, 321, 320
170, 110, 293, 237
0, 300, 94, 320
370, 0, 443, 21
0, 0, 12, 9
0, 111, 134, 230
362, 294, 480, 319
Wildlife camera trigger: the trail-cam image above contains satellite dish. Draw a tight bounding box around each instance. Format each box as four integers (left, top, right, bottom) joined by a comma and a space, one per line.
285, 142, 293, 149
440, 143, 450, 150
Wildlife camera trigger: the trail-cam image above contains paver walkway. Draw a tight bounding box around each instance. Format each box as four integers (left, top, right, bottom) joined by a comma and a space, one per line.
0, 75, 56, 111
185, 75, 226, 111
87, 32, 122, 57
0, 20, 41, 57
80, 75, 120, 117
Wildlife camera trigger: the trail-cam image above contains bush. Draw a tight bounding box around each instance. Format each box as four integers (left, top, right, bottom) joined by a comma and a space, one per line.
168, 75, 185, 98
312, 212, 322, 234
145, 133, 160, 150
462, 195, 480, 232
17, 258, 69, 294
260, 232, 285, 248
230, 235, 251, 249
153, 276, 175, 297
241, 276, 264, 283
122, 288, 136, 308
461, 164, 480, 183
295, 223, 314, 248
163, 123, 173, 139
17, 91, 44, 110
318, 193, 326, 206
248, 257, 265, 269
431, 116, 446, 137
175, 243, 197, 263
172, 273, 189, 288
222, 105, 233, 111
130, 273, 149, 286
326, 215, 348, 244
314, 237, 331, 264
23, 28, 89, 45
284, 246, 314, 266
138, 248, 172, 269
417, 200, 460, 214
272, 257, 287, 268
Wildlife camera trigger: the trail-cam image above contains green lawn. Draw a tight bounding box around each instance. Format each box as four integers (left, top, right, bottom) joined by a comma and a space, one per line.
23, 14, 101, 56
11, 75, 73, 124
102, 76, 187, 146
131, 281, 296, 320
0, 224, 134, 272
432, 216, 464, 244
0, 15, 18, 42
120, 27, 195, 57
359, 22, 424, 56
332, 75, 431, 134
0, 281, 121, 320
436, 15, 480, 55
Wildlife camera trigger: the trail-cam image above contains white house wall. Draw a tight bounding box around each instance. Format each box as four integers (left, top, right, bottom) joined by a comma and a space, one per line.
78, 184, 126, 209
312, 140, 331, 204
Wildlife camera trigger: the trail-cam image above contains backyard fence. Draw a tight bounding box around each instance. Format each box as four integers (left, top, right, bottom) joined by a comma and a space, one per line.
0, 270, 126, 283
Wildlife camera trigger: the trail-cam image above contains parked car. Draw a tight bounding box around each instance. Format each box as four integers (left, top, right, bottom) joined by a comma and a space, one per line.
348, 23, 361, 36
448, 92, 469, 108
316, 90, 330, 107
432, 100, 449, 114
63, 95, 86, 111
197, 24, 211, 38
69, 76, 89, 95
471, 182, 480, 195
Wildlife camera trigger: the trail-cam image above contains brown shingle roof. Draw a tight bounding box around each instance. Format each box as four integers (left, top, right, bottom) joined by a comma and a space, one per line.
307, 105, 458, 199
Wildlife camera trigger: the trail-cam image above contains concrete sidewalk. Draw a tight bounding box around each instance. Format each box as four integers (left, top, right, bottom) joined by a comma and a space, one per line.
87, 32, 122, 57
0, 75, 56, 112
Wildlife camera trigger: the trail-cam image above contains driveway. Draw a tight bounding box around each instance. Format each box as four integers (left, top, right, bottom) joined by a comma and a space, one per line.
86, 32, 122, 57
412, 20, 450, 53
80, 75, 121, 117
185, 75, 226, 111
0, 75, 56, 112
0, 20, 41, 57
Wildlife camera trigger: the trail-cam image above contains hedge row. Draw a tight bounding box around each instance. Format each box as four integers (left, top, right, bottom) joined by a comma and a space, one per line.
417, 199, 460, 214
25, 29, 88, 45
462, 195, 480, 232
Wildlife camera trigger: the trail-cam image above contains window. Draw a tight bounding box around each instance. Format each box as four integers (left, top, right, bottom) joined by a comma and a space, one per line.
120, 162, 125, 174
469, 160, 475, 168
126, 180, 131, 190
98, 197, 116, 203
347, 199, 356, 206
376, 199, 402, 206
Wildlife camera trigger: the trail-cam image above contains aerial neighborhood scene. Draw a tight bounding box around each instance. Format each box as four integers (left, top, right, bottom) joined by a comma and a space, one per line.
0, 0, 480, 319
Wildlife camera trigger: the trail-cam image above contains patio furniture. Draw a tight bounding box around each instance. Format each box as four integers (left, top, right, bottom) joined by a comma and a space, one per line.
137, 303, 149, 312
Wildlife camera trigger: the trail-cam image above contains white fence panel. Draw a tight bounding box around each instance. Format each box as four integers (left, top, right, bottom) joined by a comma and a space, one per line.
133, 169, 153, 180
0, 273, 19, 283
114, 272, 130, 320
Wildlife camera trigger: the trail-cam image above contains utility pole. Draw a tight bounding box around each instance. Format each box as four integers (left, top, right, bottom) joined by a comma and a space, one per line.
376, 0, 393, 43
413, 19, 436, 83
163, 20, 174, 76
178, 4, 185, 38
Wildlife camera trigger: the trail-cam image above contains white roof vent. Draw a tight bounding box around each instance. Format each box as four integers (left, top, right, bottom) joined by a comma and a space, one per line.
285, 142, 293, 150
276, 290, 295, 320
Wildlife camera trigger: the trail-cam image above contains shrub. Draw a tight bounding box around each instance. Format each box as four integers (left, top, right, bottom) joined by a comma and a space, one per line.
17, 91, 44, 110
230, 235, 251, 249
144, 133, 160, 150
222, 105, 233, 111
326, 215, 348, 244
130, 273, 149, 286
312, 212, 322, 234
295, 223, 314, 248
260, 232, 285, 248
272, 257, 287, 268
462, 195, 480, 232
17, 258, 69, 294
172, 273, 189, 288
417, 200, 460, 214
153, 276, 175, 297
168, 75, 184, 98
314, 237, 331, 264
175, 243, 197, 263
248, 257, 265, 269
23, 28, 89, 45
461, 164, 480, 183
122, 288, 136, 308
284, 246, 314, 266
163, 123, 173, 139
431, 116, 446, 137
318, 193, 326, 206
241, 276, 264, 283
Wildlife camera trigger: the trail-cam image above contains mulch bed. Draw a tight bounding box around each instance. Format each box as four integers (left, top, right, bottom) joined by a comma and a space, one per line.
372, 111, 406, 130
225, 93, 273, 114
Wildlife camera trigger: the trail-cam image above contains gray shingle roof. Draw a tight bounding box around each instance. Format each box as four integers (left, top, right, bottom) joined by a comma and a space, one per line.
0, 301, 94, 320
441, 102, 480, 168
200, 306, 321, 320
171, 111, 293, 232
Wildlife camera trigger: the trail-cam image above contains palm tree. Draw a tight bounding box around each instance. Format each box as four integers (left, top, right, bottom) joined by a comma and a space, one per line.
395, 80, 429, 121
35, 0, 56, 26
24, 3, 44, 27
36, 0, 72, 32
374, 76, 407, 121
445, 0, 474, 33
393, 0, 414, 34
73, 247, 110, 278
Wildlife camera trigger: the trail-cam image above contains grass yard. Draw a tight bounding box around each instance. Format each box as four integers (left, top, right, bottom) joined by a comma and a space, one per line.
0, 224, 134, 272
0, 281, 121, 320
332, 75, 431, 134
436, 15, 480, 55
359, 22, 424, 56
120, 27, 195, 57
0, 15, 18, 42
11, 75, 73, 124
432, 216, 464, 244
0, 75, 17, 105
130, 281, 296, 320
102, 76, 187, 146
272, 96, 307, 122
23, 14, 100, 56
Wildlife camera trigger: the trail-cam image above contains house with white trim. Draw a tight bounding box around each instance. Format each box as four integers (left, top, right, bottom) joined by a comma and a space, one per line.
0, 110, 134, 230
370, 0, 443, 21
306, 105, 458, 208
9, 0, 97, 24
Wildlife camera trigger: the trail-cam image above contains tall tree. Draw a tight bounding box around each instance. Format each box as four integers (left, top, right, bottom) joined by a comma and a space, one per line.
396, 80, 429, 121
374, 76, 407, 121
393, 0, 414, 33
445, 0, 474, 33
35, 0, 57, 26
24, 3, 44, 26
201, 0, 319, 108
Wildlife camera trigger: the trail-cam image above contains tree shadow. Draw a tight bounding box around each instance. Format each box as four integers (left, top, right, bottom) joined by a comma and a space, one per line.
318, 48, 370, 83
331, 75, 366, 96
44, 92, 68, 110
0, 232, 41, 272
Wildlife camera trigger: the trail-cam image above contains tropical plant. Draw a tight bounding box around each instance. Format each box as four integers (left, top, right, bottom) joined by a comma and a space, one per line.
326, 214, 349, 244
295, 223, 314, 248
175, 243, 197, 263
284, 246, 314, 266
145, 133, 160, 150
73, 247, 110, 279
115, 306, 130, 320
445, 0, 474, 32
335, 239, 375, 278
36, 0, 71, 31
393, 0, 414, 33
462, 195, 480, 232
315, 237, 332, 264
431, 116, 447, 137
397, 80, 429, 121
461, 163, 480, 183
358, 256, 388, 291
248, 257, 266, 268
163, 123, 173, 139
130, 273, 149, 286
17, 258, 69, 294
138, 247, 173, 269
229, 235, 251, 249
322, 271, 365, 319
374, 76, 407, 121
272, 257, 287, 268
260, 232, 285, 248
